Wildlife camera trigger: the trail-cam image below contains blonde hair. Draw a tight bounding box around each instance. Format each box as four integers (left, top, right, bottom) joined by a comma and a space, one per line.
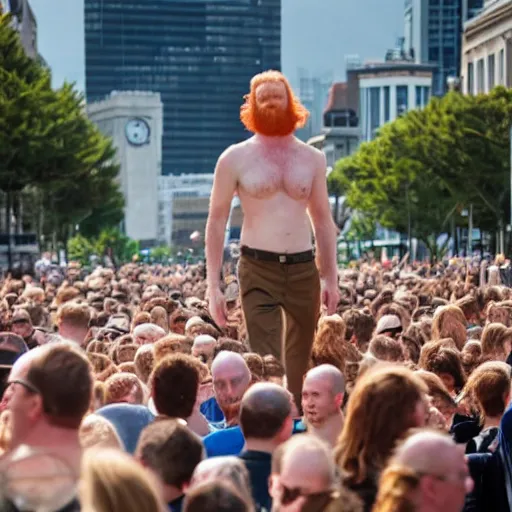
372, 465, 419, 512
79, 414, 124, 451
0, 410, 11, 456
80, 448, 164, 512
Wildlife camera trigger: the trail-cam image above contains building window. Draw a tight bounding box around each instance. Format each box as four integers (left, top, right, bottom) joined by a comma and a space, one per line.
423, 86, 430, 105
396, 86, 408, 116
384, 86, 390, 122
369, 87, 380, 139
477, 59, 484, 93
499, 49, 505, 85
488, 54, 495, 91
468, 62, 474, 94
416, 86, 422, 107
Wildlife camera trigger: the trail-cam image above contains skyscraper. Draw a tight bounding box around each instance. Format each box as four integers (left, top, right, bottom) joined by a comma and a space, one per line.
404, 0, 484, 96
84, 0, 281, 176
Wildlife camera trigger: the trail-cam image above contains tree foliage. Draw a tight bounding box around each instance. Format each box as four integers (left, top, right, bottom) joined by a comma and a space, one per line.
329, 88, 512, 258
0, 13, 124, 255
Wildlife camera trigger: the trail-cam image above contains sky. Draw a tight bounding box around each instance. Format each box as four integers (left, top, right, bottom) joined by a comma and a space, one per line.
30, 0, 404, 93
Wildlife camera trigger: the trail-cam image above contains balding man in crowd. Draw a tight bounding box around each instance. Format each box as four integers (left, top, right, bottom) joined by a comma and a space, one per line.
302, 364, 344, 446
270, 434, 362, 512
379, 430, 473, 512
202, 351, 252, 457
239, 382, 294, 511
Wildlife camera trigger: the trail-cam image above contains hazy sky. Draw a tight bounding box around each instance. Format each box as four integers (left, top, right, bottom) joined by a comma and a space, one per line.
30, 0, 404, 93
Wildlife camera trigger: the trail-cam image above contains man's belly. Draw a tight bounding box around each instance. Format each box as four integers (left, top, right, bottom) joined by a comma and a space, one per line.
240, 210, 313, 254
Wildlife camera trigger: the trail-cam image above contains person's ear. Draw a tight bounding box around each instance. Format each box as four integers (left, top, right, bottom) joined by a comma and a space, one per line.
335, 392, 344, 409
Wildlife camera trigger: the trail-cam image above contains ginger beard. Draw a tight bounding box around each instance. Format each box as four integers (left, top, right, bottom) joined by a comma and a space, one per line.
240, 71, 309, 137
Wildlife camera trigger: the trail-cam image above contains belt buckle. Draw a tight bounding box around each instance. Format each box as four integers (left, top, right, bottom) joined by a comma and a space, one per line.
279, 255, 287, 264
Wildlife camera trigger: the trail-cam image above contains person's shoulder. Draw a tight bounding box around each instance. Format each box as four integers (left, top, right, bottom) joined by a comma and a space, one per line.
294, 137, 325, 158
219, 139, 254, 161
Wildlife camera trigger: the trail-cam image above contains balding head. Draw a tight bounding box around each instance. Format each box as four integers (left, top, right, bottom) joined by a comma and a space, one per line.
211, 351, 251, 426
302, 364, 344, 430
391, 431, 472, 512
272, 434, 335, 500
304, 364, 345, 395
394, 431, 463, 475
240, 383, 292, 442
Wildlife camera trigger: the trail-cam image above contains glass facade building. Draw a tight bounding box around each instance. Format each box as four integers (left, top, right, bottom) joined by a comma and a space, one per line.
85, 0, 281, 176
404, 0, 484, 96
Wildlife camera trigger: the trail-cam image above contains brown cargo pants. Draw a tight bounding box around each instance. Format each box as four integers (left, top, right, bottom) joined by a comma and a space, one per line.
237, 249, 321, 411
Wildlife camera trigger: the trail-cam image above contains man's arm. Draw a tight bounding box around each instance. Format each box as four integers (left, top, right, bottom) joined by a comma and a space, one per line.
307, 152, 338, 282
205, 147, 237, 290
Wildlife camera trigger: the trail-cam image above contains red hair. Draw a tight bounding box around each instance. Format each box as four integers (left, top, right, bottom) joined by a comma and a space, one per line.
240, 70, 309, 135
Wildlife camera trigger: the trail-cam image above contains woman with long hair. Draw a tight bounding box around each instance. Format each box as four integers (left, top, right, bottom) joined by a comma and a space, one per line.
334, 365, 428, 512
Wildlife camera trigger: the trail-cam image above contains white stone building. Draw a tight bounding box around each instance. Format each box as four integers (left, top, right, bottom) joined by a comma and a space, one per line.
87, 91, 163, 247
461, 0, 512, 95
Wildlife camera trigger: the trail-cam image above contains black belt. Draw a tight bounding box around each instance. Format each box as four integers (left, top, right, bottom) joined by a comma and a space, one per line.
241, 245, 314, 264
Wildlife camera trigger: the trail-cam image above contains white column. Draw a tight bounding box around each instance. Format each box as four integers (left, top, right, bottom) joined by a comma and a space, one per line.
379, 86, 385, 126
390, 85, 398, 121
408, 84, 415, 111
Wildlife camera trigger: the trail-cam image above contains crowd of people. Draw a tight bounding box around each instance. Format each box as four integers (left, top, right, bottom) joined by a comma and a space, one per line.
0, 254, 511, 511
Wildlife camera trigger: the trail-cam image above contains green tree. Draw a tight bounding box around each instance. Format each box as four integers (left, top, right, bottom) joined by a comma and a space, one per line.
330, 88, 512, 259
94, 228, 139, 266
67, 234, 94, 266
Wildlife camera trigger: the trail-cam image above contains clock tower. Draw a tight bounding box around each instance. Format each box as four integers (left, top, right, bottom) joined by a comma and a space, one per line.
86, 91, 163, 247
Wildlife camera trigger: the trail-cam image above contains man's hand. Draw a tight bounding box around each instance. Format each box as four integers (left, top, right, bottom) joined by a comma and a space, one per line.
207, 286, 228, 327
321, 277, 339, 315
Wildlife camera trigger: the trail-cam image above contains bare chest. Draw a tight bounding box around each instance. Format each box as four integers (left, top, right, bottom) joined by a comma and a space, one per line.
237, 146, 314, 201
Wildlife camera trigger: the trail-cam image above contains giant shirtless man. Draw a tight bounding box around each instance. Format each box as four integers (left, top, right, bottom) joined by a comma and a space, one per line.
205, 70, 339, 408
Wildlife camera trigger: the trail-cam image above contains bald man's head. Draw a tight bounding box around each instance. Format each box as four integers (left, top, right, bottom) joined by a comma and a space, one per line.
302, 364, 344, 428
211, 351, 251, 425
273, 435, 335, 496
392, 431, 472, 512
304, 364, 345, 394
394, 431, 463, 475
240, 382, 292, 441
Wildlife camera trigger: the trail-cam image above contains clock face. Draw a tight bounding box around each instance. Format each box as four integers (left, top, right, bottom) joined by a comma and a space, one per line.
125, 118, 150, 146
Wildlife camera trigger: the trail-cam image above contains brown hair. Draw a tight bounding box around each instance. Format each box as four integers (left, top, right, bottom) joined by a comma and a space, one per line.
134, 345, 155, 384
243, 353, 265, 382
311, 314, 362, 370
184, 481, 253, 512
481, 323, 512, 360
154, 334, 193, 362
104, 373, 144, 405
420, 348, 466, 393
151, 354, 200, 419
431, 305, 468, 350
461, 361, 511, 423
262, 355, 285, 380
369, 335, 404, 362
27, 343, 93, 429
342, 308, 376, 351
335, 365, 427, 485
455, 295, 481, 324
57, 301, 91, 330
136, 419, 203, 489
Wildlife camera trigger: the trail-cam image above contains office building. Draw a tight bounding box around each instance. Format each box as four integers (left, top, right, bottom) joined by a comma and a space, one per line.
84, 0, 281, 177
87, 92, 163, 247
1, 0, 37, 58
404, 0, 484, 95
348, 42, 435, 142
462, 0, 512, 94
295, 69, 333, 142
